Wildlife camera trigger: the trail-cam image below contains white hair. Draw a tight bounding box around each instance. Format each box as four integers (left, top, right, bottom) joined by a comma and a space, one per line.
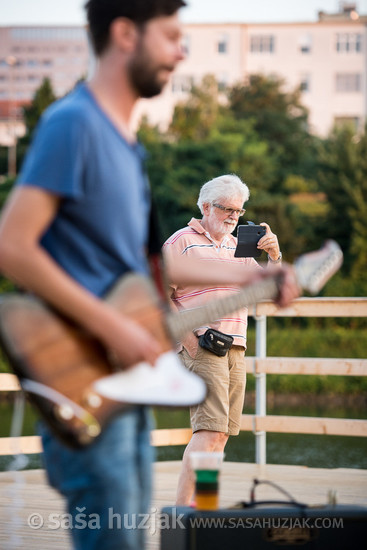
197, 174, 250, 214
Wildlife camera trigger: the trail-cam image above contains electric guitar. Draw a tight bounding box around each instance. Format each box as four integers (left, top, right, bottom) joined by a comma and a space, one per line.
0, 240, 343, 448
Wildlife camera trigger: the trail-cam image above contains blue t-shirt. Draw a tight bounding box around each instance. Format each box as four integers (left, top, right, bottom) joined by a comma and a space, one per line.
17, 83, 151, 297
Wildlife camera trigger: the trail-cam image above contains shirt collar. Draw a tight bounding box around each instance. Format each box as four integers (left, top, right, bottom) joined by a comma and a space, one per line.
187, 218, 232, 248
188, 218, 207, 234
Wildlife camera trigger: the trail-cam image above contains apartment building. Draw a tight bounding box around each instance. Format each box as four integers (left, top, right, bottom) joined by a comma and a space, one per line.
0, 3, 366, 145
0, 26, 88, 101
0, 26, 89, 145
136, 4, 367, 136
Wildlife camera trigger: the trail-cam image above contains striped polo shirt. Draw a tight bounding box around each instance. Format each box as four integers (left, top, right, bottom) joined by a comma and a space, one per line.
163, 218, 261, 351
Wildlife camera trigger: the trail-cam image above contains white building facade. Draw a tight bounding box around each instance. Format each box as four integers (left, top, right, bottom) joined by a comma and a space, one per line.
139, 7, 367, 136
0, 4, 366, 143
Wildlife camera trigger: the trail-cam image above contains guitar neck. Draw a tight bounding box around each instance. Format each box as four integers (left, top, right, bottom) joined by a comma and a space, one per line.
167, 276, 280, 342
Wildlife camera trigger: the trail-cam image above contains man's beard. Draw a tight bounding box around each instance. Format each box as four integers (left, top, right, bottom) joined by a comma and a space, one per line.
128, 44, 173, 98
211, 217, 237, 238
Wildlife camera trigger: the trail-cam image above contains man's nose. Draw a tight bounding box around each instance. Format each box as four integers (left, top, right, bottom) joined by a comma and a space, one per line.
229, 211, 240, 219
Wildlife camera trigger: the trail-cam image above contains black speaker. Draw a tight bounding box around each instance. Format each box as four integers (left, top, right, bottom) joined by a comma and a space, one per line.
160, 505, 367, 550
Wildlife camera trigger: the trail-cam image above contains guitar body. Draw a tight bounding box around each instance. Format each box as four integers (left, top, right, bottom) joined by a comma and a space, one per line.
0, 275, 193, 448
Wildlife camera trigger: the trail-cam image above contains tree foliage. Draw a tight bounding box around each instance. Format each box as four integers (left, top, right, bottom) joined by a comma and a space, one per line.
317, 124, 367, 278
21, 77, 56, 142
1, 73, 365, 296
169, 74, 220, 141
138, 73, 366, 295
227, 74, 317, 187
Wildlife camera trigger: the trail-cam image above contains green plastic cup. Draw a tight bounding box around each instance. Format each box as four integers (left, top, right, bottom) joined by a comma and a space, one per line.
190, 452, 224, 510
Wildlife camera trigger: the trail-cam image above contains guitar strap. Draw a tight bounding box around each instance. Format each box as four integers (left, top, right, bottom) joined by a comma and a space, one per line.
147, 199, 167, 302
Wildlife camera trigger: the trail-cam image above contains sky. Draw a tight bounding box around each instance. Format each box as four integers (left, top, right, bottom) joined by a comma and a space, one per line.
0, 0, 366, 26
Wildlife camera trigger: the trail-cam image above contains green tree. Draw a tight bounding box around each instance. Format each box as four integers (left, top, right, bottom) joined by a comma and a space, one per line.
169, 74, 220, 141
0, 178, 16, 293
140, 92, 281, 239
140, 73, 367, 274
21, 77, 56, 142
318, 123, 367, 279
140, 76, 314, 256
208, 115, 275, 197
142, 138, 231, 238
227, 74, 316, 187
0, 178, 14, 208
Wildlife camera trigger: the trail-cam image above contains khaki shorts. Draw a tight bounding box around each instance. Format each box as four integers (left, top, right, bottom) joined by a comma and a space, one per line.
180, 345, 246, 436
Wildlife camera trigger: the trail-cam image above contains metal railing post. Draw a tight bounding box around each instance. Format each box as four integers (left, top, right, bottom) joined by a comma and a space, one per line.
254, 314, 267, 464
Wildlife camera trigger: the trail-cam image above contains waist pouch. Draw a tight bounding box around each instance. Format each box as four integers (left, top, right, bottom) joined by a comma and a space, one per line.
198, 329, 234, 357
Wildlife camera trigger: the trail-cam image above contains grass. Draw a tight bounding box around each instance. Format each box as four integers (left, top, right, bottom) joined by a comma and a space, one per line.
244, 324, 367, 394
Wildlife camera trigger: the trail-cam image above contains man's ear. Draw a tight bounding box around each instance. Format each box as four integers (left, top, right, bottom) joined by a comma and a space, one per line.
202, 203, 211, 216
110, 18, 139, 53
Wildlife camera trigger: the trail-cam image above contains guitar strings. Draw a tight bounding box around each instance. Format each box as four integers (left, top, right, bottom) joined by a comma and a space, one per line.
168, 277, 279, 341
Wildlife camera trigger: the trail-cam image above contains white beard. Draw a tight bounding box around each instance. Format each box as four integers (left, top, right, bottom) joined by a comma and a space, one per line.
210, 216, 237, 238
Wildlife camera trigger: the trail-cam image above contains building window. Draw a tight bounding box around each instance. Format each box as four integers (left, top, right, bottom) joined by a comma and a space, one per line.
300, 74, 311, 92
1, 58, 21, 68
11, 27, 87, 41
299, 33, 312, 54
336, 33, 362, 53
250, 35, 275, 53
182, 34, 190, 56
217, 72, 228, 91
334, 116, 360, 131
336, 73, 362, 92
217, 33, 229, 54
171, 74, 193, 93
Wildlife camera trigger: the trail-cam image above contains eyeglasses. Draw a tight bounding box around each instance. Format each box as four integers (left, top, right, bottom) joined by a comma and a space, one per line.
212, 203, 246, 217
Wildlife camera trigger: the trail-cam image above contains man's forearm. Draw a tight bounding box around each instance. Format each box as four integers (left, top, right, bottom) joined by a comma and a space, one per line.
164, 254, 263, 287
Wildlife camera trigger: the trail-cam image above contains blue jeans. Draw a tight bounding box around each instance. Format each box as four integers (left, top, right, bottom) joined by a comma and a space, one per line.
39, 407, 154, 550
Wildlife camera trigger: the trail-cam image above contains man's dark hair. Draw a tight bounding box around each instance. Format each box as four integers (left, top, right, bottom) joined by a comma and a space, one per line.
85, 0, 187, 55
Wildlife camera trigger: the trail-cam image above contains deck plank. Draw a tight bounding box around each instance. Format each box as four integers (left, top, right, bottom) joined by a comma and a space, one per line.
1, 461, 366, 549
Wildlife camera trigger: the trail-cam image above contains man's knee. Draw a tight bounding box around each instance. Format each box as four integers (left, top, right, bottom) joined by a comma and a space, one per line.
194, 429, 228, 449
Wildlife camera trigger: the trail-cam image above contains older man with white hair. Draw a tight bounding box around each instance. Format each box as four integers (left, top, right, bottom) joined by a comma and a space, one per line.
163, 173, 282, 506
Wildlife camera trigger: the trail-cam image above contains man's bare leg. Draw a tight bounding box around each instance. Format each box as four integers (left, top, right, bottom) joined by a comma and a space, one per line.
175, 430, 228, 506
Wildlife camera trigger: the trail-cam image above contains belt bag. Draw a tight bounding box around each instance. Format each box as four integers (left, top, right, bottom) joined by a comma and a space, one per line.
198, 329, 234, 357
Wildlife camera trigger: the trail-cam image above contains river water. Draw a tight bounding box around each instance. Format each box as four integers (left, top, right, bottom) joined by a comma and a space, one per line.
1, 398, 366, 472
153, 401, 367, 469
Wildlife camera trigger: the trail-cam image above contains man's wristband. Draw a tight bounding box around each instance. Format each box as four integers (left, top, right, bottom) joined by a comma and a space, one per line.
268, 251, 282, 263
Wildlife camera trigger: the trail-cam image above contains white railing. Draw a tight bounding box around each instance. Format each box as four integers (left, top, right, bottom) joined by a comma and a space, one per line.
247, 297, 367, 464
0, 297, 366, 463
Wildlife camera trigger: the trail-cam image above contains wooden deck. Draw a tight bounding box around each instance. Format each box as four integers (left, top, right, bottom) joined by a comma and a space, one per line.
1, 461, 366, 549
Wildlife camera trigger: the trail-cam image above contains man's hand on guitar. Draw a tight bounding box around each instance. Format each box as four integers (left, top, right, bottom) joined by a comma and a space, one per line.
94, 307, 162, 369
265, 264, 300, 308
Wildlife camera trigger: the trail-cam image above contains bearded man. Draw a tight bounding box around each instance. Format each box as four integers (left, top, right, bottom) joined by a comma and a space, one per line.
163, 174, 282, 506
0, 1, 186, 548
